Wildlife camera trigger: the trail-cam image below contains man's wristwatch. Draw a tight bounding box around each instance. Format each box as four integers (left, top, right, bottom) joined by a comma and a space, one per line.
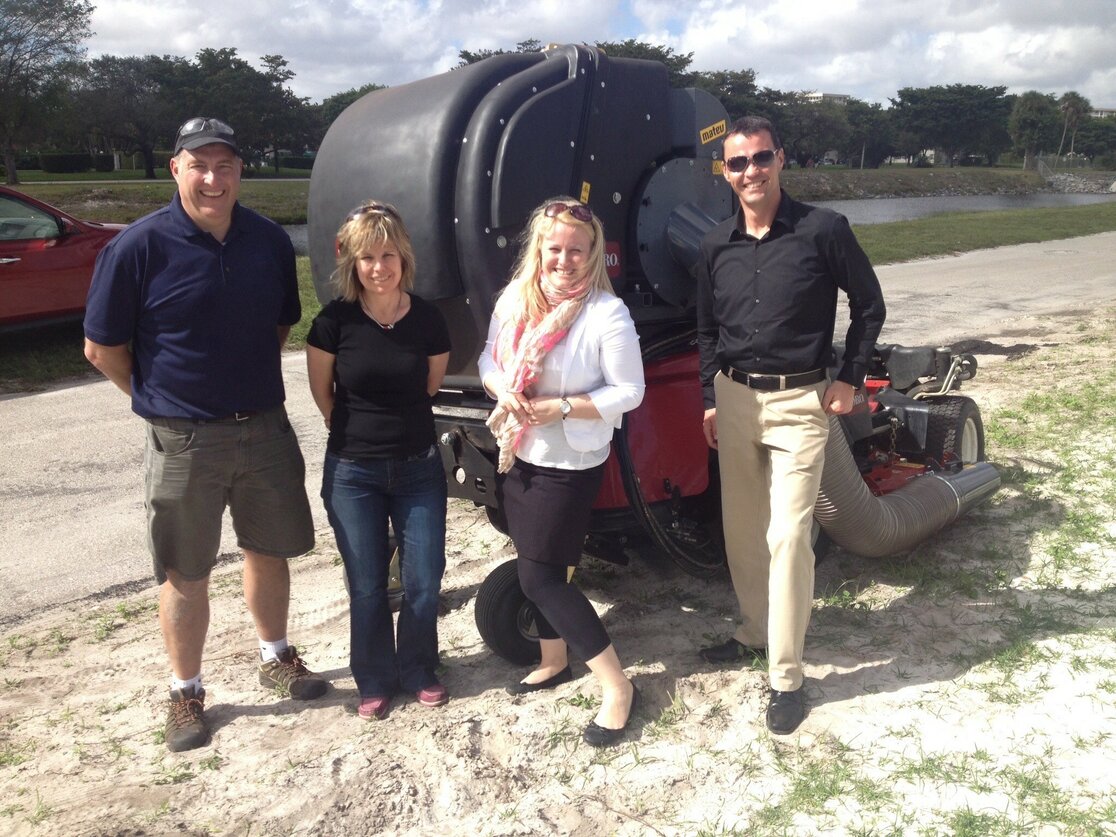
559, 397, 572, 420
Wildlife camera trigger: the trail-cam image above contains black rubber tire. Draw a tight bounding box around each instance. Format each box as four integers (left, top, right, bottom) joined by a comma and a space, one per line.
474, 558, 541, 665
484, 503, 509, 535
925, 396, 985, 464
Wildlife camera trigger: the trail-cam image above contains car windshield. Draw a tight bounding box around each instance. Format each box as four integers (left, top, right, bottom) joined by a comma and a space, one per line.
0, 194, 60, 241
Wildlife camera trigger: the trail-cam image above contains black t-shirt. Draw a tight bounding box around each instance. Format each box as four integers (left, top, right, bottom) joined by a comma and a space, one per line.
307, 294, 451, 459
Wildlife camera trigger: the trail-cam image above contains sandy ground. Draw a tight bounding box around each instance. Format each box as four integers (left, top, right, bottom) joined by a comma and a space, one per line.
2, 306, 1116, 836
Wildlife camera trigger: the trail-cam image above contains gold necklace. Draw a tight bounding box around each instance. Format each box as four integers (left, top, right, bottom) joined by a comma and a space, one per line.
360, 291, 403, 330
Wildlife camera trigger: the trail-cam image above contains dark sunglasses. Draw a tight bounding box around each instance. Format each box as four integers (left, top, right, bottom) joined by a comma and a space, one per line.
724, 149, 778, 172
543, 202, 594, 223
176, 117, 235, 137
345, 202, 401, 223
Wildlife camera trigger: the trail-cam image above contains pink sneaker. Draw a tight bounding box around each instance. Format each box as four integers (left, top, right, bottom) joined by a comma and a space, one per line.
416, 683, 448, 707
358, 695, 390, 720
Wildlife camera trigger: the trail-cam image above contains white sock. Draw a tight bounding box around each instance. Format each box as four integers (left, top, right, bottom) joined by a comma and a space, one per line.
259, 638, 290, 662
171, 673, 202, 693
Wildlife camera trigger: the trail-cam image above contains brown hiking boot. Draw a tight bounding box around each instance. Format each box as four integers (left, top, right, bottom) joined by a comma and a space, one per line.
165, 685, 209, 753
258, 645, 327, 700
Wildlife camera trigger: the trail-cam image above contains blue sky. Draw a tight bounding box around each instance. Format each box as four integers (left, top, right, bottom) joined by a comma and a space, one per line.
85, 0, 1116, 107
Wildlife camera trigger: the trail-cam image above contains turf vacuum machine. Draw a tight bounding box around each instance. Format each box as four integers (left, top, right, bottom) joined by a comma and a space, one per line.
308, 44, 1001, 665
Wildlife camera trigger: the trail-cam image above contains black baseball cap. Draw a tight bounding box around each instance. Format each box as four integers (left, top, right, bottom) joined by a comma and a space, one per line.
173, 117, 239, 156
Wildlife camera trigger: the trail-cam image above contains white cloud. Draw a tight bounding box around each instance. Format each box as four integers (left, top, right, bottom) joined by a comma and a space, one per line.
84, 0, 1116, 106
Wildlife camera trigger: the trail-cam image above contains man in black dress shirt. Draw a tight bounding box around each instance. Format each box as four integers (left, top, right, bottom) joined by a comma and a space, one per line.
695, 115, 886, 734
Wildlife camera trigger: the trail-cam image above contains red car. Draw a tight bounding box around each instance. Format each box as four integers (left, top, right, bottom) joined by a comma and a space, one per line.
0, 185, 126, 328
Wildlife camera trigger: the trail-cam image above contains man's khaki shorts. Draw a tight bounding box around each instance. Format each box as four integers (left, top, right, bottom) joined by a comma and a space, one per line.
144, 406, 315, 584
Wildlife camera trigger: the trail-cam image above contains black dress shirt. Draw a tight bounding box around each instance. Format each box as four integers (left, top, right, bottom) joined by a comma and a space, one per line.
695, 191, 886, 408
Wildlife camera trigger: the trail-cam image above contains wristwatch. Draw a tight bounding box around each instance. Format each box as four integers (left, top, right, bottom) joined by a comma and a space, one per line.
559, 398, 572, 420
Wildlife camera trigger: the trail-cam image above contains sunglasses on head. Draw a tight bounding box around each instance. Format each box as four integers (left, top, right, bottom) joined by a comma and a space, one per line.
345, 202, 401, 223
724, 149, 778, 173
543, 201, 594, 223
176, 117, 235, 137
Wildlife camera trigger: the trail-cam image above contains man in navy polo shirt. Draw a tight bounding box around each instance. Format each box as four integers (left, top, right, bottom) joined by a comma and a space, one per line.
84, 117, 326, 753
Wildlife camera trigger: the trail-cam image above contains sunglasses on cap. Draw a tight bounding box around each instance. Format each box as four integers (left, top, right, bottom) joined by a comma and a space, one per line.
345, 202, 401, 223
173, 117, 237, 155
178, 117, 233, 136
724, 149, 778, 173
543, 202, 594, 223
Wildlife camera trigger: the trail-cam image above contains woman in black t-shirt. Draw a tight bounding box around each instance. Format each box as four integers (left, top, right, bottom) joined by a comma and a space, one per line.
307, 202, 451, 721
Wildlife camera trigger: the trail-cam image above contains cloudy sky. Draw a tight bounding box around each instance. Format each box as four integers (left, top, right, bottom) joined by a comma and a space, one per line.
85, 0, 1116, 107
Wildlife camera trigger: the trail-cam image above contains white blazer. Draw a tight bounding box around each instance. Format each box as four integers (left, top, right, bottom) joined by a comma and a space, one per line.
479, 290, 646, 459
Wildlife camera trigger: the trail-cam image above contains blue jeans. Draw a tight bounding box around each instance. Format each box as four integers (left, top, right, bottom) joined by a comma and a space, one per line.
321, 447, 447, 696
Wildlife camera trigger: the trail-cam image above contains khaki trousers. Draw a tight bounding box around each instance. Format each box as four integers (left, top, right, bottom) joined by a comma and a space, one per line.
714, 372, 829, 691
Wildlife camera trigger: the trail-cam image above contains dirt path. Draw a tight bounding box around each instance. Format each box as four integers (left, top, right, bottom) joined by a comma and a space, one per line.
2, 302, 1115, 835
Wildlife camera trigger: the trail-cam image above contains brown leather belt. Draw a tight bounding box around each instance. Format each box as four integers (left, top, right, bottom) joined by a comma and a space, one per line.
722, 366, 825, 391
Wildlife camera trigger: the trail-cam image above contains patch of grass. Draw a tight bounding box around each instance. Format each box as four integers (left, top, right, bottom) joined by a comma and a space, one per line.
15, 178, 309, 225
91, 600, 157, 642
152, 761, 195, 785
818, 580, 873, 611
0, 740, 32, 767
753, 740, 890, 831
944, 808, 1016, 837
286, 256, 320, 350
25, 792, 53, 826
649, 691, 690, 737
855, 202, 1116, 265
565, 692, 598, 710
544, 712, 580, 752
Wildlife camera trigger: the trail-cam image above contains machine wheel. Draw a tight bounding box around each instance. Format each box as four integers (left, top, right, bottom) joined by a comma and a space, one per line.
926, 396, 985, 464
474, 558, 541, 665
484, 503, 509, 535
340, 537, 405, 613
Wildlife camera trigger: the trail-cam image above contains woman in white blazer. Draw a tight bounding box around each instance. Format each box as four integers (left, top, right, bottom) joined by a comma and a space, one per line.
479, 197, 645, 747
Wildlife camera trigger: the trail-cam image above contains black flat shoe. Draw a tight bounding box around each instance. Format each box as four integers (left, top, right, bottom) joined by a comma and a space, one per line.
766, 688, 806, 735
699, 637, 767, 665
506, 665, 573, 696
582, 684, 640, 748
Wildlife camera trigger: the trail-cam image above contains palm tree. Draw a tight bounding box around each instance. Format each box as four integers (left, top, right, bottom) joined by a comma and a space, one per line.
1056, 91, 1091, 159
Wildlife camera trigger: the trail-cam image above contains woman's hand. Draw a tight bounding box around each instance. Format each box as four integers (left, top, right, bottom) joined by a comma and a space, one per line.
495, 388, 533, 425
526, 396, 563, 426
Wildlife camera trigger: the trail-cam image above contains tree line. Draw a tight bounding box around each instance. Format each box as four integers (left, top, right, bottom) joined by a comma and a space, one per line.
3, 2, 1114, 186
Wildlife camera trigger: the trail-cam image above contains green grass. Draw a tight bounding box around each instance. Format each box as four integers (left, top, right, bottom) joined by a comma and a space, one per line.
854, 201, 1116, 264
13, 179, 310, 225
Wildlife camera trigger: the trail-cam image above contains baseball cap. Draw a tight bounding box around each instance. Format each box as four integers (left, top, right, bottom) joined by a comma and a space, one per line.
173, 117, 239, 156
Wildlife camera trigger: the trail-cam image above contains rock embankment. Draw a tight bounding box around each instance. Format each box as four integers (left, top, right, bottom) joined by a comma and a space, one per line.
1046, 172, 1116, 194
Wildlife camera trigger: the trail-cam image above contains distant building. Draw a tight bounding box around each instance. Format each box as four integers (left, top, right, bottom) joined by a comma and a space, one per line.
804, 92, 851, 106
1091, 107, 1116, 119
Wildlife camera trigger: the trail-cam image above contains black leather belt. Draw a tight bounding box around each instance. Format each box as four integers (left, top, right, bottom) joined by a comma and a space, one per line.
722, 366, 825, 391
199, 411, 259, 423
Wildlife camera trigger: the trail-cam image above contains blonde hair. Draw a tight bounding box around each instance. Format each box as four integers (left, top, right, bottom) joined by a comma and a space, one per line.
331, 202, 416, 301
494, 196, 614, 323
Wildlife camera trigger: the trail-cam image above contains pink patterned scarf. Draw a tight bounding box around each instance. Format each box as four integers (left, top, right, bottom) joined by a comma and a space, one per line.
486, 273, 593, 472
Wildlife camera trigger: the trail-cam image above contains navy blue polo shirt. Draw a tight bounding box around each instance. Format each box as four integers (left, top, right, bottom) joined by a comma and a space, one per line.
84, 193, 300, 419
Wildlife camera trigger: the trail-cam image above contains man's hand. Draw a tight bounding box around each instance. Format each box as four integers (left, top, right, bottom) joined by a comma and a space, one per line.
702, 407, 718, 449
821, 380, 856, 415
